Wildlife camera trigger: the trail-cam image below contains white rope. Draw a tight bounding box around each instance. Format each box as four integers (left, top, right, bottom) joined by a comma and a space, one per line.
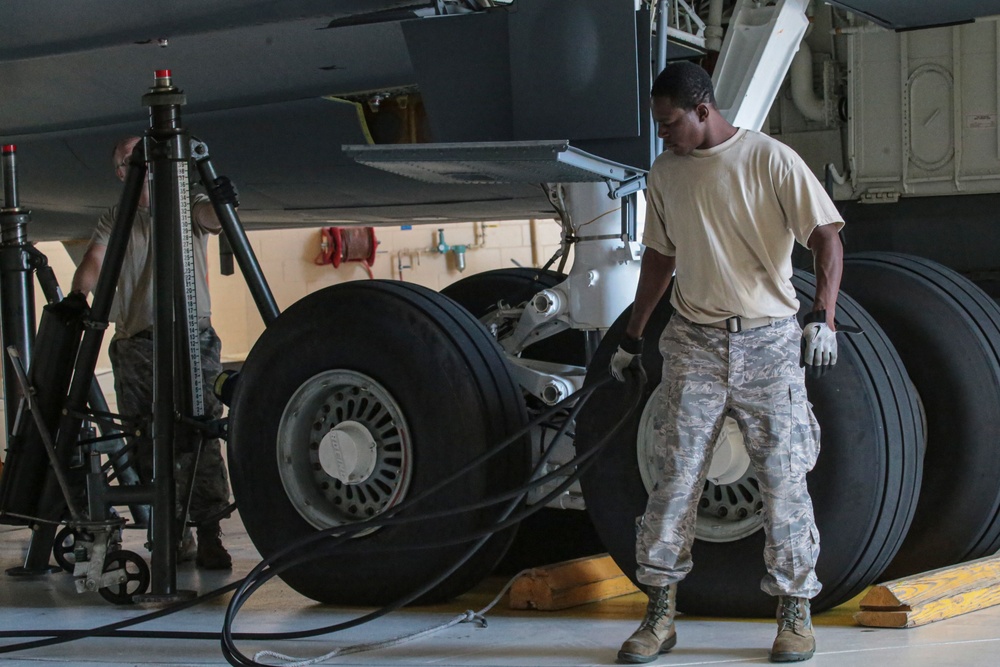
252, 570, 528, 666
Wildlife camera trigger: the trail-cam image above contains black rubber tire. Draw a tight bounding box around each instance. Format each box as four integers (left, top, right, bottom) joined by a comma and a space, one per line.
442, 268, 606, 571
228, 280, 530, 605
841, 252, 1000, 579
576, 271, 922, 617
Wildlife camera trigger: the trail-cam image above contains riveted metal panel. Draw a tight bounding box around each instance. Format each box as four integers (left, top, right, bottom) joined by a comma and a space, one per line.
508, 0, 640, 142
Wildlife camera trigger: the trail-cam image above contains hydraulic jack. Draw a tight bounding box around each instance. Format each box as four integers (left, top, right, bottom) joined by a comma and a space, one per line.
0, 71, 279, 603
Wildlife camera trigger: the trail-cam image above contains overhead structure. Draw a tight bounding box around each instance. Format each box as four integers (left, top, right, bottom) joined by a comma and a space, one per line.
712, 0, 810, 131
344, 140, 646, 196
826, 0, 998, 30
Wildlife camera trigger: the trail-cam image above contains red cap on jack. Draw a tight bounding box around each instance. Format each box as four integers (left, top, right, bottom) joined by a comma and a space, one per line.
155, 69, 171, 78
2, 145, 14, 154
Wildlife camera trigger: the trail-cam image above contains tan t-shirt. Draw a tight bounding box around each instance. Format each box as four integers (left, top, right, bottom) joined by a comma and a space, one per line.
643, 128, 844, 324
92, 194, 216, 340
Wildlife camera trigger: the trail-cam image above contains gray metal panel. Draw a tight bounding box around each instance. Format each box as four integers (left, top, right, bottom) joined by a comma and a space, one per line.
402, 11, 513, 142
343, 141, 645, 185
0, 13, 415, 135
0, 1, 423, 59
9, 100, 556, 241
576, 5, 654, 171
827, 1, 1000, 30
508, 0, 640, 141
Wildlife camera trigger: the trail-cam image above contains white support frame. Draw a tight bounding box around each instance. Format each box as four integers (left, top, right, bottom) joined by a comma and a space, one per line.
713, 0, 810, 131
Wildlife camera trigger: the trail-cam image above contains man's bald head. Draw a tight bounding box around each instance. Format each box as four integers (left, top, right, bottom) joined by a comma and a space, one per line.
112, 136, 141, 173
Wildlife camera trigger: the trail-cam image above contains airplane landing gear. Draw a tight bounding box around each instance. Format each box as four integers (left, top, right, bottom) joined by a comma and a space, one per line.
842, 253, 1000, 580
227, 280, 530, 605
442, 268, 606, 570
578, 271, 924, 617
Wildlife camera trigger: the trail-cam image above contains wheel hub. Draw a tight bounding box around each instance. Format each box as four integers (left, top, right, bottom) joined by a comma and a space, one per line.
637, 388, 763, 542
277, 370, 412, 533
317, 421, 378, 484
706, 418, 752, 485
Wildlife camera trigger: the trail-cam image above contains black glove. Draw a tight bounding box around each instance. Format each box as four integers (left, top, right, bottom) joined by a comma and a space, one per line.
210, 175, 240, 208
47, 290, 91, 320
64, 290, 88, 305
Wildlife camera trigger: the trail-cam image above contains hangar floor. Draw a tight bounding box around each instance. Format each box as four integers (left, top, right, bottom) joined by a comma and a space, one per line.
0, 514, 998, 666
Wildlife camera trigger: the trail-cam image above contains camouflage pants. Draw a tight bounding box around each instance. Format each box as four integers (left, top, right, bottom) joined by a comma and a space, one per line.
635, 315, 822, 599
108, 326, 231, 524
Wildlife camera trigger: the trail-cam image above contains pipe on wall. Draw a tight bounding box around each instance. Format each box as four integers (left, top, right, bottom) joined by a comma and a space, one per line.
790, 41, 827, 123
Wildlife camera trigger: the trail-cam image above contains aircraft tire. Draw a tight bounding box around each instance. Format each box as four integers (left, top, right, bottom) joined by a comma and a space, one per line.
442, 268, 606, 571
228, 280, 530, 605
577, 271, 923, 617
841, 252, 1000, 579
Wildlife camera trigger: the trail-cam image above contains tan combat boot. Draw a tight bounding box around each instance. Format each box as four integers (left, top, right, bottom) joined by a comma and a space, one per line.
617, 584, 677, 664
195, 521, 232, 570
770, 596, 815, 662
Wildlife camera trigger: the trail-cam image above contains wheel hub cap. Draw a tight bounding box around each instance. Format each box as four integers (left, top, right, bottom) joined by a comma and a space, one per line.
706, 419, 752, 485
318, 421, 378, 484
277, 370, 412, 533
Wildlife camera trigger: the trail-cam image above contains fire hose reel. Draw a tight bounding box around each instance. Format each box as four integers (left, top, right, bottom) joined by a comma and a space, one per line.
315, 226, 379, 278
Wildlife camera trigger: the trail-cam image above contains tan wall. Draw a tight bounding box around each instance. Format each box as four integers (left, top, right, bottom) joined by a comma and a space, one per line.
208, 219, 565, 361
1, 219, 566, 451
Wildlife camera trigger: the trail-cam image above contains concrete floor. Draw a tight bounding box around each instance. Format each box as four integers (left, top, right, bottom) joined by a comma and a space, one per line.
0, 515, 999, 666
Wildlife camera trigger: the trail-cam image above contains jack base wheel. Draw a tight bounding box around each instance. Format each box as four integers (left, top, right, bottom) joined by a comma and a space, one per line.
98, 550, 150, 605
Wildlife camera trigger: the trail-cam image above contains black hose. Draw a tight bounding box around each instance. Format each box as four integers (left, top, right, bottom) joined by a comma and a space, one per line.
0, 367, 647, 664
221, 370, 646, 666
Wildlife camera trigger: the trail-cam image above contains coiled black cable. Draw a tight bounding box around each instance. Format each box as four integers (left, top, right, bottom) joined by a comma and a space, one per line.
221, 370, 646, 665
0, 366, 646, 665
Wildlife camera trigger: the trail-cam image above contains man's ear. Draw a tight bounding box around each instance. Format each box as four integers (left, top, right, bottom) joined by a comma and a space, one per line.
696, 103, 711, 122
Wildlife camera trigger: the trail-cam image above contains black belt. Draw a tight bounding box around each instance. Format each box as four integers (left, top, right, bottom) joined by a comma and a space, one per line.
701, 315, 784, 333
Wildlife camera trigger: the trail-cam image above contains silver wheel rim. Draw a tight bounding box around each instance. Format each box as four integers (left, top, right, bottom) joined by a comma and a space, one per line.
277, 370, 412, 534
636, 386, 764, 542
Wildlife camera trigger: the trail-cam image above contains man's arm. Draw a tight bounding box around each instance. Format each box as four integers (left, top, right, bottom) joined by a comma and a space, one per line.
625, 248, 677, 340
807, 223, 843, 330
71, 242, 108, 295
194, 175, 240, 234
192, 200, 223, 234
